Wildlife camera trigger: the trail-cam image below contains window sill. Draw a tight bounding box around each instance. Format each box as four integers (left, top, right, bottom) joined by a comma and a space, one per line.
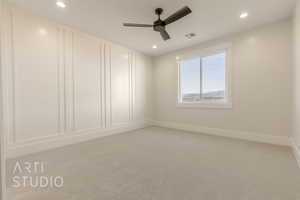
176, 101, 232, 109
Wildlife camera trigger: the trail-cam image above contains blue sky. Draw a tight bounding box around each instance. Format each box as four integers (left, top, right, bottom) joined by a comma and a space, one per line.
181, 53, 225, 94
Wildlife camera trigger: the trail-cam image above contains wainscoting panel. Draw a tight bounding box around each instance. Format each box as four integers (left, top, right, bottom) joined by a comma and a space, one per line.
63, 29, 75, 133
2, 7, 151, 157
109, 43, 131, 127
73, 32, 103, 132
11, 9, 62, 144
134, 53, 148, 121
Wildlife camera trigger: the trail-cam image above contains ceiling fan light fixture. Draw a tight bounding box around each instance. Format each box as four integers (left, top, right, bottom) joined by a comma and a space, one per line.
152, 45, 158, 49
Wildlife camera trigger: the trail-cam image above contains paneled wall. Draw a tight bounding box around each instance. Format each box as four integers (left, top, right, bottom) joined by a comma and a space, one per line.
2, 8, 152, 157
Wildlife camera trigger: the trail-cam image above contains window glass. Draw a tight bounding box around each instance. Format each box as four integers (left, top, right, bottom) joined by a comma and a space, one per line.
179, 51, 227, 103
202, 53, 226, 100
180, 58, 201, 102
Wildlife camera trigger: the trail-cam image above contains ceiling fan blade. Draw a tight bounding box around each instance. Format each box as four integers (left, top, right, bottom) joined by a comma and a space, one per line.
164, 6, 192, 25
123, 23, 153, 27
160, 29, 171, 41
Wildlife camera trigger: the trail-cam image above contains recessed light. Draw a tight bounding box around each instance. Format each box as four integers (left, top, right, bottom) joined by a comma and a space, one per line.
152, 45, 157, 49
38, 28, 47, 36
240, 12, 248, 19
56, 1, 66, 8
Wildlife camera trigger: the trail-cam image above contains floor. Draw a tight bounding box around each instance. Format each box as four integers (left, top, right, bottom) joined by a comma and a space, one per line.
6, 127, 300, 200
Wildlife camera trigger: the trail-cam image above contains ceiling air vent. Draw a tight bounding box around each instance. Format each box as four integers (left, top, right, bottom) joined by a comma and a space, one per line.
185, 33, 196, 39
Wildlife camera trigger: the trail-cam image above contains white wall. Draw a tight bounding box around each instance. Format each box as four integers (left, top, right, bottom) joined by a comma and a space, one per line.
1, 5, 295, 160
2, 7, 152, 158
0, 0, 6, 198
153, 19, 292, 141
292, 0, 300, 161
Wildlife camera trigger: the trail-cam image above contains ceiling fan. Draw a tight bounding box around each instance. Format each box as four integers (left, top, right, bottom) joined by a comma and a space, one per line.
123, 6, 192, 41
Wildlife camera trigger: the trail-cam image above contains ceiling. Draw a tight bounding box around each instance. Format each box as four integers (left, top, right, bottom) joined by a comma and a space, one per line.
9, 0, 297, 56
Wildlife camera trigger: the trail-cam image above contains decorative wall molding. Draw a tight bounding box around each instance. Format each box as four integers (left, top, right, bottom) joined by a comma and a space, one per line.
2, 8, 150, 158
107, 44, 112, 128
1, 1, 9, 200
291, 139, 300, 169
6, 8, 64, 144
7, 121, 150, 158
149, 120, 291, 146
71, 31, 104, 132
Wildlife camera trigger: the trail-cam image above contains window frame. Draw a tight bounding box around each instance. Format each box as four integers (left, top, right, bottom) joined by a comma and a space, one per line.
177, 43, 232, 109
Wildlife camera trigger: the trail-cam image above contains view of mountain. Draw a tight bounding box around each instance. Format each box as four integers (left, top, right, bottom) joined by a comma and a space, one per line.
182, 90, 225, 102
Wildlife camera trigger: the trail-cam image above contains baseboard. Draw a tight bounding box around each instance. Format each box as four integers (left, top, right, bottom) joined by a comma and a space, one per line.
7, 119, 293, 158
290, 139, 300, 169
149, 120, 290, 146
7, 121, 150, 158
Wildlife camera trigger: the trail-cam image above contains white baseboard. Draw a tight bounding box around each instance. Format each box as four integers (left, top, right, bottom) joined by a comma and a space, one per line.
291, 139, 300, 169
149, 120, 290, 146
7, 119, 294, 159
7, 121, 150, 158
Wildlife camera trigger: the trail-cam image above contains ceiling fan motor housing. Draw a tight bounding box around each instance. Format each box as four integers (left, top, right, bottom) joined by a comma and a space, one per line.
154, 20, 166, 32
154, 8, 166, 32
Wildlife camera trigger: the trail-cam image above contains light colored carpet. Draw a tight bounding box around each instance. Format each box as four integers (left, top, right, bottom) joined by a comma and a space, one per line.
6, 127, 300, 200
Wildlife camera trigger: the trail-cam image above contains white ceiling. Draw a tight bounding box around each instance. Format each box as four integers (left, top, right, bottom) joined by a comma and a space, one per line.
9, 0, 297, 56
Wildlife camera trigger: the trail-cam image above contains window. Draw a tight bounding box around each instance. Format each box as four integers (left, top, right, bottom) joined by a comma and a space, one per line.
178, 47, 232, 108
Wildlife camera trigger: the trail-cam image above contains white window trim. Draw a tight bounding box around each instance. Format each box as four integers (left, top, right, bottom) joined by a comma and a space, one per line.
176, 43, 233, 109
